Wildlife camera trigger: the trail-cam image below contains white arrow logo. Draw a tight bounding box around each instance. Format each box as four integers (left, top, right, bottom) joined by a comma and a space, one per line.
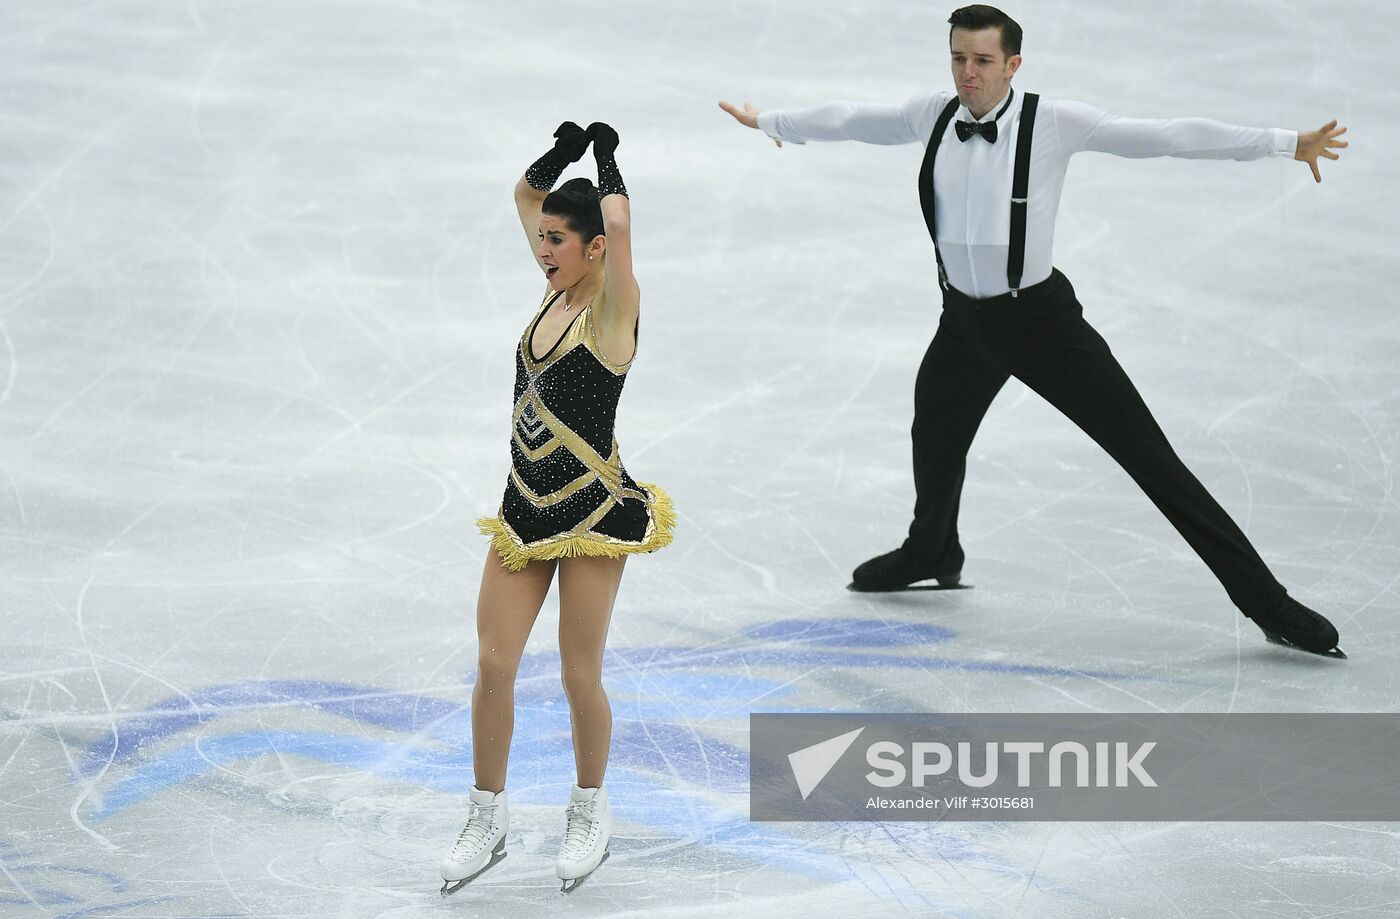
788, 727, 865, 800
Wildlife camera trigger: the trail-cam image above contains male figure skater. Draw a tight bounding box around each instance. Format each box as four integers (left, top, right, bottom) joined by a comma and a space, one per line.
719, 5, 1349, 656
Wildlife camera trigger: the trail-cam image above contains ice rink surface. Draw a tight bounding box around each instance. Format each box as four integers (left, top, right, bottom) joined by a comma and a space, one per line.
2, 0, 1398, 916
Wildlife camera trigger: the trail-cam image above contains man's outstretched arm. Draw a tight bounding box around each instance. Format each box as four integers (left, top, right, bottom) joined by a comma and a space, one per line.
1053, 100, 1348, 182
718, 96, 927, 147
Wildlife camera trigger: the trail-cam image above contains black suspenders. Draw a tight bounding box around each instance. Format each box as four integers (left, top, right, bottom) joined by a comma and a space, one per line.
917, 91, 1040, 298
1007, 93, 1039, 297
917, 98, 961, 293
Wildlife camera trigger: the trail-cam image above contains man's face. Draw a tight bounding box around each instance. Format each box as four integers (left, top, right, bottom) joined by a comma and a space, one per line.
949, 27, 1021, 117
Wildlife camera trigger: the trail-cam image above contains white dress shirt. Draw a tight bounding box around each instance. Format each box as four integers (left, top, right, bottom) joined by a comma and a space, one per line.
757, 89, 1298, 299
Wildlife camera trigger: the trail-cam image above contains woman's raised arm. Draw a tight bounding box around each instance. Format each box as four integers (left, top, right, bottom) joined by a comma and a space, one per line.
515, 122, 592, 264
588, 123, 639, 324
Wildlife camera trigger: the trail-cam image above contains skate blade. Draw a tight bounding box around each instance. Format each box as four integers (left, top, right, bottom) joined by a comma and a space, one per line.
439, 846, 507, 897
1262, 629, 1347, 660
847, 580, 969, 593
559, 849, 609, 894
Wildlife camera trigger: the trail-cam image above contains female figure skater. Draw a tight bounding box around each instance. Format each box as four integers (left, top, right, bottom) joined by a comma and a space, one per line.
439, 121, 675, 894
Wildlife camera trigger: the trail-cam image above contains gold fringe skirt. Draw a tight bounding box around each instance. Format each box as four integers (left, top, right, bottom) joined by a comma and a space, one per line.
477, 482, 676, 572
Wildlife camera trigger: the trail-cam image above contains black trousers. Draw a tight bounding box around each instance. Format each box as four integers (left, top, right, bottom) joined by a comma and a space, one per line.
903, 268, 1287, 616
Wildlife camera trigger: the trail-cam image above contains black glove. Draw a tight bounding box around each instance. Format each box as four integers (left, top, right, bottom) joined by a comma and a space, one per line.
586, 122, 628, 199
524, 121, 591, 192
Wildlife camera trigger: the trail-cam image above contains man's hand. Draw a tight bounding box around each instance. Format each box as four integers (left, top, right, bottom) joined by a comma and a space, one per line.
1294, 119, 1348, 183
718, 100, 782, 147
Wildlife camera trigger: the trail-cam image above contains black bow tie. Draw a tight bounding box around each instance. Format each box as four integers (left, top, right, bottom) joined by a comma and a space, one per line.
955, 120, 998, 143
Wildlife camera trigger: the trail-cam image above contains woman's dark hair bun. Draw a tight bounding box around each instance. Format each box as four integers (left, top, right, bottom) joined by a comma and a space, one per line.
543, 178, 604, 244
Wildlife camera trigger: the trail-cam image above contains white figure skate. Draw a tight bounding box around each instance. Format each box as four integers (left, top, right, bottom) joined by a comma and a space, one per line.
439, 786, 508, 896
556, 784, 611, 893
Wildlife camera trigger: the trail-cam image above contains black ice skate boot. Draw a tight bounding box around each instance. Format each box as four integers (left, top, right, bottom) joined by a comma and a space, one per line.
849, 547, 963, 592
1246, 595, 1346, 659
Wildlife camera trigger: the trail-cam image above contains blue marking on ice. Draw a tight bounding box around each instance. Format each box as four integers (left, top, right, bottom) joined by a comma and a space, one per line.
67, 616, 1160, 908
78, 619, 1162, 776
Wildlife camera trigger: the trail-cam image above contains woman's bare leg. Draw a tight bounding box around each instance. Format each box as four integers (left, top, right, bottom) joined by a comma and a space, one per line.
557, 554, 626, 788
471, 553, 556, 792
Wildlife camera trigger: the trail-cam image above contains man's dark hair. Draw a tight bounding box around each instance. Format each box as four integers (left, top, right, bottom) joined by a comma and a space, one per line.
948, 5, 1022, 58
542, 177, 605, 245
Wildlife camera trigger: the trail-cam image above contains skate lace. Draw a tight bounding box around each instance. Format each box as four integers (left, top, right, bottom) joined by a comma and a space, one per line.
448, 801, 499, 859
560, 799, 597, 857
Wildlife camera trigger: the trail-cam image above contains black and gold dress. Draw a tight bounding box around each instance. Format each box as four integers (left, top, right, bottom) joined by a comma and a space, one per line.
478, 286, 675, 571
